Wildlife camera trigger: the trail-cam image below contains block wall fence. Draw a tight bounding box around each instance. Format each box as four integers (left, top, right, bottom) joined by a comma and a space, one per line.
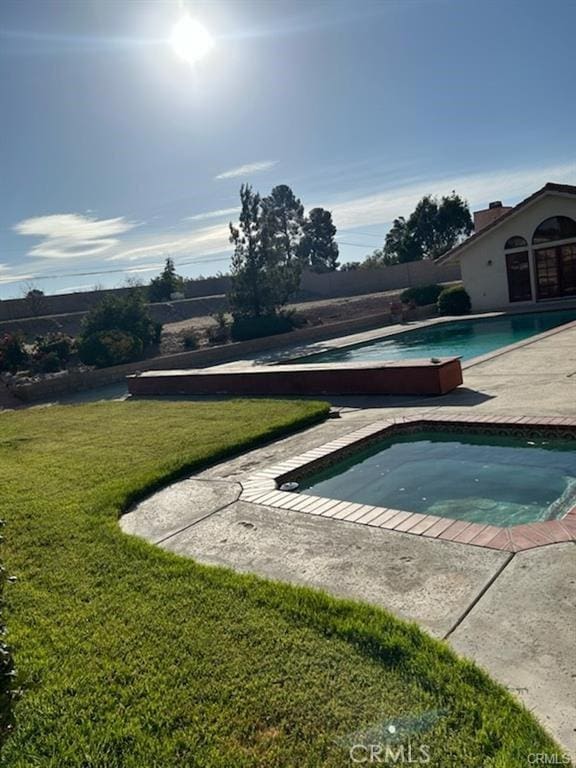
0, 261, 460, 322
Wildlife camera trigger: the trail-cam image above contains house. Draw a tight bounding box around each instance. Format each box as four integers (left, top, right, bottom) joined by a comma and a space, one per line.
438, 182, 576, 312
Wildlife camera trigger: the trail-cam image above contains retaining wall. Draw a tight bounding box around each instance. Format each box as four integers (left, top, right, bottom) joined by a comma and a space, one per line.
10, 305, 436, 403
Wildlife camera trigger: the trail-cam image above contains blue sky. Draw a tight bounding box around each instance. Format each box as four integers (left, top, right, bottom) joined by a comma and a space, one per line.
1, 0, 575, 298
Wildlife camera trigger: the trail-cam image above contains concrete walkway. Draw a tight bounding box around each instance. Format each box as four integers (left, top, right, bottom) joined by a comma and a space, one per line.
121, 322, 576, 756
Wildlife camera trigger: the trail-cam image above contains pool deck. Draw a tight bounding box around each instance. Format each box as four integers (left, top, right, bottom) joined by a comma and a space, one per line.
121, 319, 576, 756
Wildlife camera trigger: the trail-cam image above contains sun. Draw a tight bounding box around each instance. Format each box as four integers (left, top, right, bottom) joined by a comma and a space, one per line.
170, 16, 214, 65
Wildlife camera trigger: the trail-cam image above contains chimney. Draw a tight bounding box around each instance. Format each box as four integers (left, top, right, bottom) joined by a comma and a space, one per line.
474, 200, 513, 232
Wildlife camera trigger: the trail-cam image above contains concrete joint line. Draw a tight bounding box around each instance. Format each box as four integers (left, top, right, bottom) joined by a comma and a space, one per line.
443, 551, 516, 641
189, 477, 234, 484
153, 491, 241, 546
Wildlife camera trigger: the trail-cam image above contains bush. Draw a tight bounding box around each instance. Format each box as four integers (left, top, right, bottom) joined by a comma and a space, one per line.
34, 333, 74, 364
207, 312, 231, 345
207, 326, 229, 346
81, 292, 160, 348
400, 284, 443, 307
437, 285, 471, 315
148, 258, 184, 303
78, 331, 143, 368
182, 332, 199, 350
230, 315, 294, 342
0, 333, 28, 373
281, 307, 307, 329
34, 351, 62, 373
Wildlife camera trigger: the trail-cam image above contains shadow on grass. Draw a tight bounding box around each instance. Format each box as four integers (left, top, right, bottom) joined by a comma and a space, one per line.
128, 387, 494, 411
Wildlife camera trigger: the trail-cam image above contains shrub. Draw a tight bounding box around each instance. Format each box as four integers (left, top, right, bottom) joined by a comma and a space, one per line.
148, 258, 184, 303
34, 333, 74, 364
207, 312, 230, 345
35, 351, 62, 373
207, 326, 229, 346
212, 310, 229, 329
182, 332, 199, 350
0, 333, 28, 373
230, 315, 294, 342
24, 287, 46, 316
400, 284, 443, 307
437, 285, 471, 315
81, 292, 160, 349
281, 307, 307, 329
78, 331, 143, 368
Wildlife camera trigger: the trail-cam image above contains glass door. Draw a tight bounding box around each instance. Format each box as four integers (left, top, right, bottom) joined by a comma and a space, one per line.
535, 247, 560, 299
536, 244, 576, 299
506, 251, 532, 302
559, 243, 576, 296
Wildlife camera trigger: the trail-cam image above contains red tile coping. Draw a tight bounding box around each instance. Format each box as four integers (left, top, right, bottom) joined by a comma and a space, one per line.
240, 415, 576, 552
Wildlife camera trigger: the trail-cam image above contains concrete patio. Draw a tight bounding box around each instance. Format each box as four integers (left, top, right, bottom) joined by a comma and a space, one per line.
121, 320, 576, 756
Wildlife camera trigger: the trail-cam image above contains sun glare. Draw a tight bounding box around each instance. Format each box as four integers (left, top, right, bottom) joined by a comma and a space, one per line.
170, 16, 214, 65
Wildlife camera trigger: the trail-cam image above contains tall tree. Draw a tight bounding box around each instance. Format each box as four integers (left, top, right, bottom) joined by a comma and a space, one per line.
299, 208, 340, 273
260, 184, 303, 302
373, 192, 473, 265
263, 184, 305, 263
381, 216, 422, 264
433, 191, 474, 256
228, 185, 296, 318
229, 185, 268, 319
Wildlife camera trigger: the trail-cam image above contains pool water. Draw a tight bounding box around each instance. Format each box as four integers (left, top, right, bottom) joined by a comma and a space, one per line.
297, 308, 576, 363
299, 431, 576, 526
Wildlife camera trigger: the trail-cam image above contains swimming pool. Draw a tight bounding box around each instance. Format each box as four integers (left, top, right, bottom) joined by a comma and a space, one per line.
296, 307, 576, 364
299, 430, 576, 527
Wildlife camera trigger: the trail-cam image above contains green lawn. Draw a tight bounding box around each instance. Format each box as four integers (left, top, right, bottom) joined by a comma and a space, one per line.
0, 400, 563, 767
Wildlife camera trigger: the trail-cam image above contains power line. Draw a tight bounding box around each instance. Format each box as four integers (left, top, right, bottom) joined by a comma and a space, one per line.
337, 241, 377, 248
0, 253, 233, 284
338, 231, 385, 240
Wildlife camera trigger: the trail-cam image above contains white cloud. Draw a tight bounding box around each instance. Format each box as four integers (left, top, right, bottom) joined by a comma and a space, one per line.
0, 276, 35, 285
0, 263, 35, 285
107, 222, 230, 263
214, 160, 278, 180
327, 161, 576, 232
185, 206, 240, 222
14, 213, 137, 259
10, 159, 573, 288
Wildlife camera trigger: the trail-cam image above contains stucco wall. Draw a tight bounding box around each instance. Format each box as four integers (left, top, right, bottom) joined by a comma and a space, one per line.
460, 193, 576, 312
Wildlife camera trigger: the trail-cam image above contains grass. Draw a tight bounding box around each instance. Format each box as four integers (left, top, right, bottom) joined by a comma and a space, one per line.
0, 399, 564, 767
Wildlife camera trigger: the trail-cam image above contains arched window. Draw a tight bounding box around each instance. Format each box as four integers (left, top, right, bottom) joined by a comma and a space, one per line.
505, 235, 528, 249
532, 216, 576, 245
